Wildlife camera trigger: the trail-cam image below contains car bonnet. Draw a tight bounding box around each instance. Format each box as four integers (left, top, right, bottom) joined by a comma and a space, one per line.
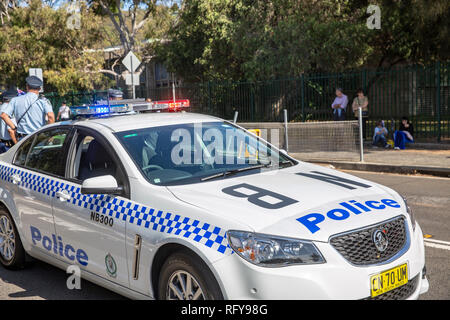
166, 162, 406, 242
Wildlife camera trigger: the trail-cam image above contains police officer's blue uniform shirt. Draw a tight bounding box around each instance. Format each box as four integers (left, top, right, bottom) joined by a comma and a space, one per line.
0, 102, 17, 140
3, 92, 53, 135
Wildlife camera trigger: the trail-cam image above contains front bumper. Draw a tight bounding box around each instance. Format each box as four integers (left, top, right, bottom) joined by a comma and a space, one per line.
213, 222, 428, 299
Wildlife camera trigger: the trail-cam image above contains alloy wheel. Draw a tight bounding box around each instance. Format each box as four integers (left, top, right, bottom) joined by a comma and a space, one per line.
0, 215, 15, 261
166, 270, 206, 300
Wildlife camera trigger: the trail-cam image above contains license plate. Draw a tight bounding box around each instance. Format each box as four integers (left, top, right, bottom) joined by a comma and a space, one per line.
370, 263, 408, 297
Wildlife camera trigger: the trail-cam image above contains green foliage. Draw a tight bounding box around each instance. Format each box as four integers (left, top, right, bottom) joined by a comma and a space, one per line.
0, 0, 110, 94
1, 0, 448, 94
156, 0, 373, 81
156, 0, 450, 81
359, 0, 450, 67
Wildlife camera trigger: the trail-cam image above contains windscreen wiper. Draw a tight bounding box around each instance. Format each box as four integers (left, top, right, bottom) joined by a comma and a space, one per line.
200, 163, 272, 182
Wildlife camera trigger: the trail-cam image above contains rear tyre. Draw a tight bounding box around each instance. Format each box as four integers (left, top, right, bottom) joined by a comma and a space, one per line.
158, 252, 223, 300
0, 208, 26, 269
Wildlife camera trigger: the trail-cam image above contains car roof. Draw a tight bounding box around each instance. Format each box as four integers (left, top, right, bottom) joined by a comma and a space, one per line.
70, 112, 224, 132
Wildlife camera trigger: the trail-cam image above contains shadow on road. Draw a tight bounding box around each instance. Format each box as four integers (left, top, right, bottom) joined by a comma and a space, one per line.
0, 259, 124, 300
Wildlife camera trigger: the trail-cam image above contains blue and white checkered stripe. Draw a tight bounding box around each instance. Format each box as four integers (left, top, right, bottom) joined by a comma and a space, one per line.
0, 163, 232, 255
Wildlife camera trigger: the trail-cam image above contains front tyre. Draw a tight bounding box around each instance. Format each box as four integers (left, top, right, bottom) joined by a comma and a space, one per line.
158, 252, 223, 300
0, 208, 25, 269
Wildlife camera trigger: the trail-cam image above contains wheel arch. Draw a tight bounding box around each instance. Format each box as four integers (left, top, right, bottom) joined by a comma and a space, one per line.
150, 242, 226, 299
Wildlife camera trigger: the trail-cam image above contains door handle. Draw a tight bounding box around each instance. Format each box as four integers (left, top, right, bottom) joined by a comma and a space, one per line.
56, 190, 71, 201
11, 174, 21, 185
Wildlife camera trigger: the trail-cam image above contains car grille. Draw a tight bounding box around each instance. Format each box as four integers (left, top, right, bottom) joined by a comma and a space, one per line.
330, 216, 408, 265
364, 274, 419, 300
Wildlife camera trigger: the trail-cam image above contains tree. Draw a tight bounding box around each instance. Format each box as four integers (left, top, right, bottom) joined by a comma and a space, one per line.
156, 0, 373, 81
85, 0, 178, 90
358, 0, 450, 68
0, 0, 19, 25
0, 0, 111, 93
89, 0, 158, 53
156, 0, 450, 82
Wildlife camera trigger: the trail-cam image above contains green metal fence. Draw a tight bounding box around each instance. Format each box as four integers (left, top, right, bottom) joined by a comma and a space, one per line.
147, 62, 450, 141
46, 62, 450, 141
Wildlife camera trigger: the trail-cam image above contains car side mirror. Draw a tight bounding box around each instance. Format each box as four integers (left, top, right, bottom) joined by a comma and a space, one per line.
81, 175, 123, 195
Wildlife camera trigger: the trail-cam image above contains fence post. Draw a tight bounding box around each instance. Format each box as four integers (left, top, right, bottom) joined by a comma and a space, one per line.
284, 109, 289, 152
207, 81, 212, 114
301, 74, 306, 122
233, 111, 238, 124
250, 83, 255, 121
435, 61, 441, 142
359, 107, 364, 162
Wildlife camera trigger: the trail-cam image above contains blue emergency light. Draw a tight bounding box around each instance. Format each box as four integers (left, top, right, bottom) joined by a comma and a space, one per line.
70, 104, 111, 117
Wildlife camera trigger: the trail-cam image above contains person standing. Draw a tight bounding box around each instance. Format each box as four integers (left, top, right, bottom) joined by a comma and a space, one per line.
0, 90, 17, 153
331, 88, 348, 121
56, 101, 71, 121
0, 76, 55, 144
352, 88, 369, 139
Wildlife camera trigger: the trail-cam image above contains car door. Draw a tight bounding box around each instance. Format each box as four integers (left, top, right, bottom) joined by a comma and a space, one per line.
51, 127, 130, 288
7, 127, 72, 257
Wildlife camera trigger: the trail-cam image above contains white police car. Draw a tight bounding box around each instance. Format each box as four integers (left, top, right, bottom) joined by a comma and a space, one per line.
0, 112, 429, 299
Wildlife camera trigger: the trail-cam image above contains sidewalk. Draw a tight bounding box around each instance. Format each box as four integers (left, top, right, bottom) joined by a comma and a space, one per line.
291, 145, 450, 178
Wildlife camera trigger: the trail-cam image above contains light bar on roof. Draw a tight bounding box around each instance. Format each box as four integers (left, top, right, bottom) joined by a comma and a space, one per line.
70, 99, 190, 118
110, 104, 134, 113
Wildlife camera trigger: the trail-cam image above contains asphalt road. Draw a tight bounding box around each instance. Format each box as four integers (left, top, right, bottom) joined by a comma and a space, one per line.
0, 171, 448, 300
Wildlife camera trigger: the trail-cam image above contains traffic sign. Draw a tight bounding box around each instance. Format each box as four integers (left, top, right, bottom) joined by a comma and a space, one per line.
125, 73, 140, 86
122, 51, 140, 73
122, 51, 141, 99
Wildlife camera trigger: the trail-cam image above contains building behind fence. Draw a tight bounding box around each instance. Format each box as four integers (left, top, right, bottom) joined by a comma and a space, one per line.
46, 61, 450, 141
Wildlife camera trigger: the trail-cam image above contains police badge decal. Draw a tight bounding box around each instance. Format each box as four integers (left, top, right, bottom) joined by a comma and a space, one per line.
105, 253, 117, 278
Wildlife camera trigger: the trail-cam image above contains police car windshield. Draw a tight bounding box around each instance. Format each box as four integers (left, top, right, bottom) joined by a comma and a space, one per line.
115, 121, 295, 186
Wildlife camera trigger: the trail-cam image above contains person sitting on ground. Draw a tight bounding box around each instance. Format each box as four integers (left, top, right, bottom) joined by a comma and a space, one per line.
394, 116, 414, 150
372, 120, 389, 148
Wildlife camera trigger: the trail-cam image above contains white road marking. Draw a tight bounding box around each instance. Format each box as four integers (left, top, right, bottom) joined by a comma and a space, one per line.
342, 169, 450, 180
424, 238, 450, 245
424, 238, 450, 251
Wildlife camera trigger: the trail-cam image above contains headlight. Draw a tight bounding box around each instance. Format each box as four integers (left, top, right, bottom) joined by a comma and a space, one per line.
403, 197, 416, 230
227, 230, 325, 267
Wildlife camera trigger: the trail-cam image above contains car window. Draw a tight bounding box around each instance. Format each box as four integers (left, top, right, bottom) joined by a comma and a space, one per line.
69, 132, 126, 189
13, 137, 34, 167
115, 121, 295, 186
24, 129, 69, 176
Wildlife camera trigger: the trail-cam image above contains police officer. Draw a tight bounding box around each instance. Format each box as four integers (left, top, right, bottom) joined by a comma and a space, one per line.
0, 90, 18, 152
1, 76, 55, 144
